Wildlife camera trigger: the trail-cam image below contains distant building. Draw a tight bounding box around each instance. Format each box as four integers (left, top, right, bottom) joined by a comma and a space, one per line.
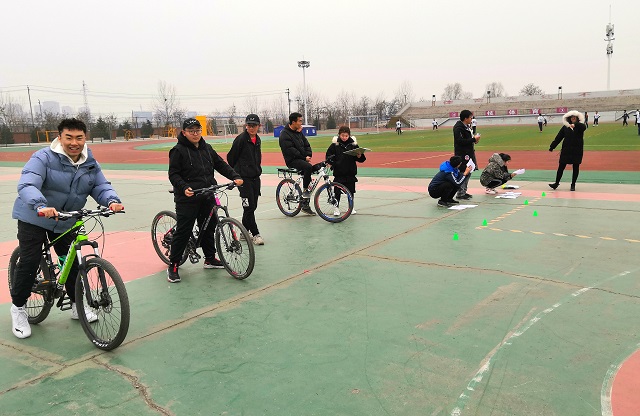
42, 101, 60, 114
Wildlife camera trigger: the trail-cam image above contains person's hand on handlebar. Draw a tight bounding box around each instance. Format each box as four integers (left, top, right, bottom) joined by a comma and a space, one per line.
109, 203, 125, 212
37, 207, 59, 219
234, 179, 244, 187
184, 187, 194, 197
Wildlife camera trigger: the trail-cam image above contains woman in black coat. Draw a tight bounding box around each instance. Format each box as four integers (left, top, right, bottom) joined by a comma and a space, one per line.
548, 110, 586, 191
325, 126, 366, 214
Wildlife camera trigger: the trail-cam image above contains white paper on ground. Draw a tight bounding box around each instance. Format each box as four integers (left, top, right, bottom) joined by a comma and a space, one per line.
495, 192, 521, 199
502, 184, 520, 189
448, 204, 478, 210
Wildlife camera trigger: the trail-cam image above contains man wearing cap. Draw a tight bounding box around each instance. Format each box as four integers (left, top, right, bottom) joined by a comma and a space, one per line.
279, 112, 316, 215
167, 118, 243, 283
227, 114, 264, 245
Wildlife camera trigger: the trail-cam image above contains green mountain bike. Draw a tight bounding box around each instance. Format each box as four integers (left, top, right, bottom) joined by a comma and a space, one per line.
7, 207, 130, 351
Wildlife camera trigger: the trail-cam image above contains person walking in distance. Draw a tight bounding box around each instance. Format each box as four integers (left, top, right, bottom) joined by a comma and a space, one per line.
432, 119, 438, 130
227, 114, 264, 245
453, 110, 480, 200
537, 114, 545, 132
622, 111, 629, 126
395, 120, 403, 135
584, 112, 589, 129
279, 112, 318, 215
593, 111, 600, 126
471, 116, 477, 135
548, 110, 586, 192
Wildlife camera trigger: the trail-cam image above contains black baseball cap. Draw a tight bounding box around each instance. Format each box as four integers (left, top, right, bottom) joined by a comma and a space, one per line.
245, 114, 260, 125
182, 118, 201, 130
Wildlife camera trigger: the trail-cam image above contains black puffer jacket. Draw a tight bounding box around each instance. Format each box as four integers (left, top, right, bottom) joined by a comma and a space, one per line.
168, 132, 241, 203
453, 120, 477, 165
279, 125, 312, 165
325, 135, 366, 178
227, 130, 262, 179
549, 110, 586, 165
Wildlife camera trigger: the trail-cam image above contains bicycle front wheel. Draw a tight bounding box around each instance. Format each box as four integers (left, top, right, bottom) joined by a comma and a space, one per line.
276, 179, 302, 217
76, 258, 130, 351
314, 182, 353, 223
215, 217, 255, 280
8, 246, 53, 324
151, 210, 189, 266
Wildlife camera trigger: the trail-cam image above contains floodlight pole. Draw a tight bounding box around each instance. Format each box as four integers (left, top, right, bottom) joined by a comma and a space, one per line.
297, 60, 310, 124
604, 6, 615, 90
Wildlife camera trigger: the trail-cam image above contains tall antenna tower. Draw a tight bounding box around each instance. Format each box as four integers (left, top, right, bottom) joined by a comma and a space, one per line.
604, 6, 615, 90
82, 80, 90, 114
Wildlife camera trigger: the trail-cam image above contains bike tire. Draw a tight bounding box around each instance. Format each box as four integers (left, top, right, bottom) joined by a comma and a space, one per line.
314, 182, 353, 223
8, 246, 53, 324
215, 217, 255, 280
75, 258, 130, 351
151, 210, 189, 266
276, 178, 302, 217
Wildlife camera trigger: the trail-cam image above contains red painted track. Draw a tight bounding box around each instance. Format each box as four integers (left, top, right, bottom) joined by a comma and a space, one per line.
1, 139, 639, 170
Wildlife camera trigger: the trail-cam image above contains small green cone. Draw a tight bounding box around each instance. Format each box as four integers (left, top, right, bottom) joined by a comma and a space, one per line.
524, 199, 529, 205
452, 232, 459, 241
541, 192, 546, 197
482, 219, 488, 226
533, 210, 538, 217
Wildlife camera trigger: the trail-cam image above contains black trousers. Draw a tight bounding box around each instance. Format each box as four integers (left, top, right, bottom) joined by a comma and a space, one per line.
555, 163, 580, 185
429, 182, 458, 201
239, 177, 261, 236
538, 122, 543, 131
170, 199, 217, 265
12, 221, 79, 307
333, 177, 356, 205
485, 179, 506, 189
287, 159, 314, 190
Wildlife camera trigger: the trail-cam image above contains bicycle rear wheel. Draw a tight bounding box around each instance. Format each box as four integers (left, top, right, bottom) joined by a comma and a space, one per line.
276, 179, 302, 216
215, 217, 255, 280
314, 182, 353, 223
8, 247, 53, 324
76, 258, 130, 351
151, 210, 189, 265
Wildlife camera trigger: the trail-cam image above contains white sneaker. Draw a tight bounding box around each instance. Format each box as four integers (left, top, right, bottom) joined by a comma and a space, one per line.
11, 304, 31, 339
252, 234, 264, 245
240, 231, 253, 241
71, 302, 98, 323
333, 207, 341, 216
352, 208, 357, 215
485, 188, 497, 195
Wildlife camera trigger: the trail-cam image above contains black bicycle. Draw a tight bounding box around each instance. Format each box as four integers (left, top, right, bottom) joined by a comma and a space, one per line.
151, 182, 255, 279
275, 162, 353, 223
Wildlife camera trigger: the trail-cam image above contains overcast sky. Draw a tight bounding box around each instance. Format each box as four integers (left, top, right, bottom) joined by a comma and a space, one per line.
1, 0, 637, 118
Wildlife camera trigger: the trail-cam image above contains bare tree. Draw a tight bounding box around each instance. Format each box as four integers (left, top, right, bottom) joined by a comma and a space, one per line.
485, 82, 507, 97
394, 81, 414, 105
519, 83, 544, 96
335, 90, 356, 123
441, 83, 472, 100
153, 81, 181, 127
244, 95, 259, 115
0, 93, 27, 128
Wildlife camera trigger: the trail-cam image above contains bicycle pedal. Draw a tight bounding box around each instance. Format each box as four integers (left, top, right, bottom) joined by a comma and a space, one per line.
189, 253, 202, 264
56, 293, 73, 310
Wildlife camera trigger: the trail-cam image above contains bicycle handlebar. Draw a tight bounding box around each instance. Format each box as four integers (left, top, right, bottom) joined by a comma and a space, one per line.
168, 182, 237, 195
38, 206, 124, 220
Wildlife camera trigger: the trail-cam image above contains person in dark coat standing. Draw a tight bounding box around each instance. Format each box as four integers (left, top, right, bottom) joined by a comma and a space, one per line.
325, 126, 366, 215
167, 118, 243, 283
227, 114, 264, 245
548, 110, 586, 191
453, 109, 481, 200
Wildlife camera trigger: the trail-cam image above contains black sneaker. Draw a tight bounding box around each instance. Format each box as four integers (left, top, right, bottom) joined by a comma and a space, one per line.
301, 205, 316, 215
167, 263, 181, 283
548, 183, 559, 190
457, 193, 472, 200
570, 184, 576, 191
445, 199, 460, 204
204, 258, 225, 269
302, 190, 311, 199
437, 200, 452, 208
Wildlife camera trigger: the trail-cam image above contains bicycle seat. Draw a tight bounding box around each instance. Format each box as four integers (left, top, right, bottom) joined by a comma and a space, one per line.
278, 167, 301, 174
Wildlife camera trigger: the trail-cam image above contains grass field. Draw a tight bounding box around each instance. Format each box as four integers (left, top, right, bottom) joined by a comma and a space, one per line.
148, 123, 640, 153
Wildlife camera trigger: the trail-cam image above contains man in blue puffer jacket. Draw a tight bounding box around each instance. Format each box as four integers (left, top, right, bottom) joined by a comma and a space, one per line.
427, 156, 472, 207
10, 118, 124, 340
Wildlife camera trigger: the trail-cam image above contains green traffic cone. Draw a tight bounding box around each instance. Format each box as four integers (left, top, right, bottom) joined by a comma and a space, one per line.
533, 210, 538, 217
541, 192, 546, 197
452, 232, 459, 240
482, 219, 488, 226
524, 199, 529, 205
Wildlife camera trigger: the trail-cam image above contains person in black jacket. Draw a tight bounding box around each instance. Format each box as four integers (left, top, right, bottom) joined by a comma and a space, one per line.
279, 112, 317, 215
227, 114, 263, 245
167, 118, 243, 283
325, 126, 366, 215
453, 109, 481, 200
428, 156, 472, 207
548, 110, 586, 192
